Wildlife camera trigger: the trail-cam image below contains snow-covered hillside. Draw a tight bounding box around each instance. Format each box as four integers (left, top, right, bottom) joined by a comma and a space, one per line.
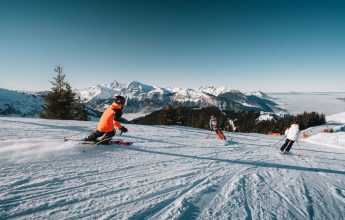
301, 112, 345, 148
0, 88, 42, 117
1, 117, 344, 219
327, 112, 345, 124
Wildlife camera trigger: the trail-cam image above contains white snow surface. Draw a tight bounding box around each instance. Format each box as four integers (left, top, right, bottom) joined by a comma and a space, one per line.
246, 91, 271, 99
1, 117, 345, 219
256, 113, 274, 122
196, 86, 235, 96
326, 112, 345, 124
123, 112, 149, 121
76, 81, 127, 102
76, 81, 169, 102
304, 132, 345, 149
171, 88, 211, 103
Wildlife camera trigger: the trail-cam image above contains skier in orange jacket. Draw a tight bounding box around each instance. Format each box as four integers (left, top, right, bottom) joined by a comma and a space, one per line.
85, 95, 128, 144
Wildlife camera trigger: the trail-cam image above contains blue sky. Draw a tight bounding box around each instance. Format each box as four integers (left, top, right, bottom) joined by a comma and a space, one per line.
1, 0, 344, 92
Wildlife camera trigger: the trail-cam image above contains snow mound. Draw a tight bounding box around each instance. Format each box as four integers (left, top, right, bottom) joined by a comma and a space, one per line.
304, 132, 345, 149
326, 112, 345, 124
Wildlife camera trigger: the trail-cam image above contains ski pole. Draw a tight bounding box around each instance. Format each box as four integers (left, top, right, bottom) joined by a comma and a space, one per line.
206, 130, 213, 139
64, 131, 88, 141
95, 137, 112, 145
271, 135, 286, 148
69, 131, 85, 138
296, 141, 304, 157
65, 128, 94, 139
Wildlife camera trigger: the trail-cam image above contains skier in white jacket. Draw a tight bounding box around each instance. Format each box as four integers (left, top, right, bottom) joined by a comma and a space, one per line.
280, 122, 300, 153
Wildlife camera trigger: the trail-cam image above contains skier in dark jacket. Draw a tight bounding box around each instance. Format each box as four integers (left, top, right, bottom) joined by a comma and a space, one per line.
85, 95, 128, 144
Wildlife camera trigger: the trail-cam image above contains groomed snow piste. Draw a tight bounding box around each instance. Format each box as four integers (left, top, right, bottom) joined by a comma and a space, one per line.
0, 117, 345, 219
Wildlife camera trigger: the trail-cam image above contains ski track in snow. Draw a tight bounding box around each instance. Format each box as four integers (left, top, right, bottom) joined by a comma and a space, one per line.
0, 117, 345, 219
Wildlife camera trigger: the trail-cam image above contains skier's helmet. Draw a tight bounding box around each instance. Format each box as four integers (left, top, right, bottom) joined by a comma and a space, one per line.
113, 95, 126, 105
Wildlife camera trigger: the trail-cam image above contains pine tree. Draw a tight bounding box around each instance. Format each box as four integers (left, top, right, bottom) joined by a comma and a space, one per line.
74, 96, 89, 121
40, 66, 89, 120
175, 107, 187, 126
159, 107, 177, 125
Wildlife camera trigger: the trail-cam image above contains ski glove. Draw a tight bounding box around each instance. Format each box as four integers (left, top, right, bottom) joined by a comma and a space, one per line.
119, 126, 128, 133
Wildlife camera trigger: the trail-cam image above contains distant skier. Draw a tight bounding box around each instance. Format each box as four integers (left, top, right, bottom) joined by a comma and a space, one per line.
209, 115, 226, 140
280, 122, 300, 153
84, 95, 128, 144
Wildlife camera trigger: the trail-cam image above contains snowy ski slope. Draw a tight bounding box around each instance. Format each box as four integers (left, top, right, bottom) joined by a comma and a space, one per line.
0, 117, 345, 219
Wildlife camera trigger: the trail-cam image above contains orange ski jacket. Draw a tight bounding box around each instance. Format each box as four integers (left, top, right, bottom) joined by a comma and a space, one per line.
97, 102, 123, 132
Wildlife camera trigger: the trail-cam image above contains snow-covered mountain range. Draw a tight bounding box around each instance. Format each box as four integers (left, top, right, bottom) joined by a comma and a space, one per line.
1, 83, 283, 120
75, 81, 284, 115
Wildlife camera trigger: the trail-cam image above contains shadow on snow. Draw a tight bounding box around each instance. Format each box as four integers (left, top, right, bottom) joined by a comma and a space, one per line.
114, 146, 345, 175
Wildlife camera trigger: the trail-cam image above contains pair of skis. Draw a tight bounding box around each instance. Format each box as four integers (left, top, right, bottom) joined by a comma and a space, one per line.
207, 129, 228, 140
64, 137, 133, 146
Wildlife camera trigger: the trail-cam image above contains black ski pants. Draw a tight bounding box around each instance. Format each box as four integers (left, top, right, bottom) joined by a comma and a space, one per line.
280, 139, 295, 152
86, 129, 115, 144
